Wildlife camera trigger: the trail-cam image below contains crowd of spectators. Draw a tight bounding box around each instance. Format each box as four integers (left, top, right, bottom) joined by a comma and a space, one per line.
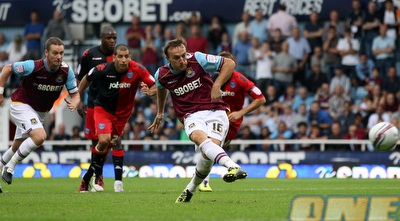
2, 0, 400, 152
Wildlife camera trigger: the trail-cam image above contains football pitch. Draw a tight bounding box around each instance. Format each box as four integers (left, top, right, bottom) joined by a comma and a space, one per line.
0, 178, 399, 221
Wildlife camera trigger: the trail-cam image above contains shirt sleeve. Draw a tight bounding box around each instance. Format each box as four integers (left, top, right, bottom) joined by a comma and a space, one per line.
139, 63, 155, 87
194, 52, 224, 73
65, 67, 78, 94
154, 69, 163, 89
12, 60, 35, 77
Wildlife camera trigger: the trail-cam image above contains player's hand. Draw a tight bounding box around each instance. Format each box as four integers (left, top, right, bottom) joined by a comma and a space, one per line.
65, 97, 80, 112
228, 111, 242, 122
77, 101, 86, 118
140, 82, 150, 95
0, 94, 4, 107
148, 113, 164, 133
211, 86, 222, 102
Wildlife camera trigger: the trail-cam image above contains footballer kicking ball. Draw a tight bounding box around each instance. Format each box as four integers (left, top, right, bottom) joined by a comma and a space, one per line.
368, 122, 399, 151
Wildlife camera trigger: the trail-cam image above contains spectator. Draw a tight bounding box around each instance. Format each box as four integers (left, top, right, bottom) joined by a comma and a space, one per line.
207, 15, 227, 54
262, 84, 279, 112
0, 33, 8, 53
362, 1, 380, 58
350, 77, 369, 106
267, 4, 297, 39
278, 84, 296, 110
184, 12, 202, 27
382, 66, 400, 96
271, 41, 297, 97
329, 85, 351, 121
379, 0, 399, 40
308, 101, 334, 136
364, 67, 383, 93
303, 11, 324, 51
24, 10, 45, 60
278, 103, 296, 131
53, 123, 71, 151
338, 101, 356, 134
372, 24, 395, 78
6, 34, 26, 63
343, 124, 367, 151
232, 31, 252, 77
160, 27, 174, 65
254, 41, 275, 92
141, 25, 159, 75
270, 121, 293, 151
45, 9, 71, 40
249, 8, 268, 43
310, 46, 325, 72
367, 105, 391, 130
326, 122, 347, 151
216, 32, 232, 54
237, 126, 258, 150
247, 36, 261, 80
323, 10, 346, 40
186, 24, 208, 53
322, 25, 341, 79
308, 124, 328, 150
314, 82, 330, 111
293, 104, 309, 133
293, 86, 314, 112
152, 23, 165, 66
337, 27, 360, 78
232, 11, 251, 46
287, 27, 311, 87
330, 66, 351, 95
380, 92, 399, 114
293, 122, 311, 151
259, 127, 272, 151
0, 51, 8, 72
355, 53, 375, 85
262, 105, 279, 135
306, 62, 329, 95
125, 15, 145, 61
346, 0, 365, 40
175, 22, 187, 39
268, 28, 285, 54
70, 125, 85, 150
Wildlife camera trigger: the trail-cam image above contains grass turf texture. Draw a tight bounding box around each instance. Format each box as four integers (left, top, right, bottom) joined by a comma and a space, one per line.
0, 178, 399, 221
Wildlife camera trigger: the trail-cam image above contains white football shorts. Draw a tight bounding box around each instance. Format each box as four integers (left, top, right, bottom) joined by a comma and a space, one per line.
184, 110, 228, 151
10, 103, 46, 139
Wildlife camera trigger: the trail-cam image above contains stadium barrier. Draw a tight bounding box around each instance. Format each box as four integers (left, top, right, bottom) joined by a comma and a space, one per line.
7, 139, 377, 152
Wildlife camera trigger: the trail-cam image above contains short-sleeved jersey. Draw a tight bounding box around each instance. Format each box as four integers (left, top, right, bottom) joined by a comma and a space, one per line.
11, 59, 78, 112
76, 46, 114, 108
86, 60, 155, 118
155, 52, 229, 122
222, 71, 264, 128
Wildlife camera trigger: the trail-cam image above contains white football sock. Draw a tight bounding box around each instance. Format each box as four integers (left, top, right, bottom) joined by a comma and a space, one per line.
199, 139, 239, 168
0, 147, 14, 166
6, 138, 38, 169
186, 156, 213, 193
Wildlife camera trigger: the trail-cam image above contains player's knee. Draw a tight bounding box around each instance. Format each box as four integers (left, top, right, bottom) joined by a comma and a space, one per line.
97, 139, 110, 152
189, 130, 208, 145
30, 128, 47, 145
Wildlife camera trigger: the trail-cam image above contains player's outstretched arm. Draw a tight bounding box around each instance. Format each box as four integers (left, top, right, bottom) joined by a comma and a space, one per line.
148, 88, 168, 133
0, 64, 12, 106
211, 58, 235, 102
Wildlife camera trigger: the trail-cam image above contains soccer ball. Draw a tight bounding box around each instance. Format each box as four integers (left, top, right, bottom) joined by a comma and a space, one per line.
368, 122, 399, 151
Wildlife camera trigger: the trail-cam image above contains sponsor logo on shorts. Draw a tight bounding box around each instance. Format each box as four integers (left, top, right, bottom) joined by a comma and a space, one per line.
85, 128, 90, 134
55, 74, 64, 83
188, 123, 195, 128
21, 123, 26, 130
127, 72, 133, 79
30, 118, 38, 125
98, 123, 106, 130
288, 195, 400, 220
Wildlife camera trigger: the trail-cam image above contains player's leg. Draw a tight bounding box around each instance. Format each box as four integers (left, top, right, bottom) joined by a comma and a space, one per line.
111, 117, 129, 192
3, 104, 46, 184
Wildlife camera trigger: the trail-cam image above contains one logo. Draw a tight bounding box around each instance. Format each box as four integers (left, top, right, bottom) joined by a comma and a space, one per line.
106, 75, 116, 78
55, 74, 64, 83
230, 82, 236, 89
186, 53, 193, 59
167, 80, 178, 84
15, 65, 24, 73
289, 195, 400, 220
30, 118, 38, 125
127, 72, 133, 79
92, 57, 102, 60
98, 123, 106, 130
186, 68, 195, 78
206, 55, 218, 63
85, 128, 90, 134
21, 123, 26, 130
188, 123, 195, 128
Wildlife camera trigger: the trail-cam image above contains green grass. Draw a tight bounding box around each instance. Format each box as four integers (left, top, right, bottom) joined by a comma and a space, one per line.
0, 178, 399, 221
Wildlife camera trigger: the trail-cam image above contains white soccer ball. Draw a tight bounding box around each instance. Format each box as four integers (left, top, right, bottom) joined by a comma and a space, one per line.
368, 122, 399, 151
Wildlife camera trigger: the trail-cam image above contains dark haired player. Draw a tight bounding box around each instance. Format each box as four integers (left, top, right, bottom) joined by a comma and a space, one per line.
199, 51, 266, 192
78, 44, 155, 192
76, 26, 126, 192
0, 37, 80, 190
148, 38, 247, 203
